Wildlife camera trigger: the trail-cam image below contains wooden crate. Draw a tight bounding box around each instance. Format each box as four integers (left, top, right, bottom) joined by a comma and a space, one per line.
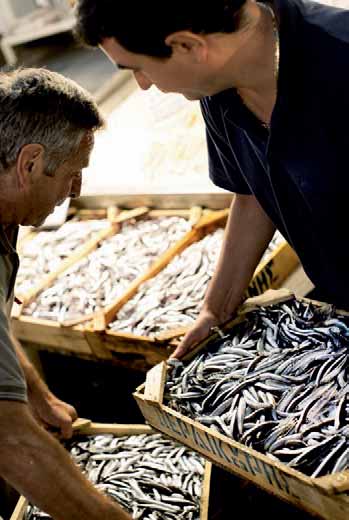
92, 210, 299, 339
14, 206, 149, 312
81, 210, 298, 366
12, 195, 299, 368
11, 206, 206, 368
92, 209, 230, 332
133, 289, 349, 520
10, 419, 212, 520
13, 206, 203, 325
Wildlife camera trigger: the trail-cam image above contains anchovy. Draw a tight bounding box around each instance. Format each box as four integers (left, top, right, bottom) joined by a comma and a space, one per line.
166, 298, 349, 477
23, 217, 191, 322
16, 220, 109, 295
110, 231, 285, 336
25, 433, 205, 520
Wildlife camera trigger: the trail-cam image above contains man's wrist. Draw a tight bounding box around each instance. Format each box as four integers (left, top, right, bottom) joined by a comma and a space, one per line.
201, 305, 219, 320
202, 297, 241, 323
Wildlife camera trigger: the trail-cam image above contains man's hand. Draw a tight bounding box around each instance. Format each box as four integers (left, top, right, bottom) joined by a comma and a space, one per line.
29, 393, 78, 439
11, 336, 78, 438
171, 308, 220, 359
172, 195, 276, 359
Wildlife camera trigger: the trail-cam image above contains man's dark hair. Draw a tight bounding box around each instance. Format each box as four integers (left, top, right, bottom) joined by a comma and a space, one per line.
75, 0, 248, 58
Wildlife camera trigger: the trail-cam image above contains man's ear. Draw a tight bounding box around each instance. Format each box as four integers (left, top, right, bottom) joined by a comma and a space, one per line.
165, 31, 209, 63
16, 144, 45, 188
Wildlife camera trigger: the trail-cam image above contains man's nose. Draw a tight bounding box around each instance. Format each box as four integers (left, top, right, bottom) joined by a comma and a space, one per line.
133, 71, 152, 90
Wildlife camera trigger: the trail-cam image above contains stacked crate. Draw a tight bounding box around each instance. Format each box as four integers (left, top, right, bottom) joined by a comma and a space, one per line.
12, 201, 299, 371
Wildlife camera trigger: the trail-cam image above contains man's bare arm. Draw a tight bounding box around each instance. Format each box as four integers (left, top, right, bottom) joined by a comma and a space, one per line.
173, 194, 275, 357
11, 335, 77, 438
0, 401, 131, 520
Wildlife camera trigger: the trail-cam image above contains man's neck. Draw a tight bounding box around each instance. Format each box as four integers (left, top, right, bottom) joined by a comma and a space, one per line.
0, 176, 21, 226
223, 2, 278, 124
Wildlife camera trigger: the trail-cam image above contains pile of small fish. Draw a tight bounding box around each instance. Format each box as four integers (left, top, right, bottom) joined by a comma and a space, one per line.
23, 217, 191, 322
165, 299, 349, 477
25, 433, 205, 520
109, 231, 285, 336
16, 220, 108, 295
110, 229, 224, 335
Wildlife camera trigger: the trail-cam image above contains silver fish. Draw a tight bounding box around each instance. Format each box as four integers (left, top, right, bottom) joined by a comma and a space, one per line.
165, 299, 349, 477
110, 231, 285, 336
16, 220, 109, 295
23, 217, 191, 322
25, 433, 205, 520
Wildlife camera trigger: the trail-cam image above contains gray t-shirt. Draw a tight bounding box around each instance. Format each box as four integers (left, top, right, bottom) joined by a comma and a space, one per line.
0, 226, 27, 402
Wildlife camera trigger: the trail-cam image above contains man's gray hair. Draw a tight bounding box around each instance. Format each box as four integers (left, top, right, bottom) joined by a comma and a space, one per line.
0, 68, 104, 175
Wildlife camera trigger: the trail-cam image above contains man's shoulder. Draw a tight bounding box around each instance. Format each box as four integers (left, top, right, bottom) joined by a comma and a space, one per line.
305, 1, 349, 43
200, 89, 238, 121
277, 0, 349, 104
279, 0, 349, 43
0, 225, 19, 304
0, 225, 18, 254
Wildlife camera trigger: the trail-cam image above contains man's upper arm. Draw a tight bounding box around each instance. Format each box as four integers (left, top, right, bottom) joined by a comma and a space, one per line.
200, 99, 251, 194
0, 258, 27, 403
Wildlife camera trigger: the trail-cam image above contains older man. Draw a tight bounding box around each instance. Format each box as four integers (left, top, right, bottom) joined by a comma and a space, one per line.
75, 0, 349, 358
0, 68, 131, 520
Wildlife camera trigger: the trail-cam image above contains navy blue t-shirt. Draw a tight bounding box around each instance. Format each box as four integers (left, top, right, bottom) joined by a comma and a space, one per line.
201, 0, 349, 308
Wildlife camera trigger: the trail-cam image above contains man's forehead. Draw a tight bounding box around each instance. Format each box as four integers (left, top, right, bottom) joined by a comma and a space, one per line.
100, 37, 141, 70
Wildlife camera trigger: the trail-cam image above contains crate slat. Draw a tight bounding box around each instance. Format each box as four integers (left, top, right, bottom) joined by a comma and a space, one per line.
10, 496, 28, 520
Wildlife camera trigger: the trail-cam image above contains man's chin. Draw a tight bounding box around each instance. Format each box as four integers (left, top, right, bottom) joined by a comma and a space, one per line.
28, 214, 50, 228
33, 217, 49, 227
183, 92, 204, 101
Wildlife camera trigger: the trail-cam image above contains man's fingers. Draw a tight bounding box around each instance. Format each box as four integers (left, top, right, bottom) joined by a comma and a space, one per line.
171, 342, 187, 359
171, 330, 203, 359
171, 335, 195, 359
58, 405, 77, 439
170, 312, 219, 359
171, 344, 187, 359
53, 403, 77, 439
